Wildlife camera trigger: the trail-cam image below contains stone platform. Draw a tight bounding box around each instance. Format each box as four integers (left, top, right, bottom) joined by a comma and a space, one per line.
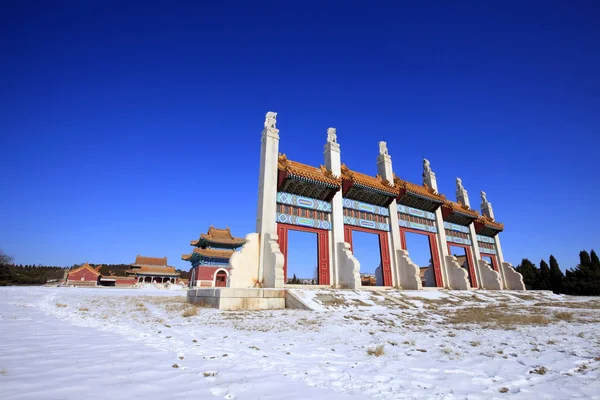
187, 288, 286, 310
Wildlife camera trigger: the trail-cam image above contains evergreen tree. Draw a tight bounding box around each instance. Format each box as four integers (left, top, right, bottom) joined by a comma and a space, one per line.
579, 251, 592, 267
515, 258, 540, 290
590, 250, 600, 267
539, 260, 551, 290
0, 263, 11, 285
548, 255, 564, 294
98, 265, 111, 276
564, 249, 600, 296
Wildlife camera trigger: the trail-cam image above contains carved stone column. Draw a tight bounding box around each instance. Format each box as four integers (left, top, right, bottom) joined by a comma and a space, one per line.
376, 141, 400, 287
323, 128, 344, 287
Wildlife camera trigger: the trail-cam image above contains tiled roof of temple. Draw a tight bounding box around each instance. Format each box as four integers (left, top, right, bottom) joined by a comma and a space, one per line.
191, 226, 245, 247
442, 200, 480, 219
393, 175, 446, 203
126, 266, 179, 276
341, 164, 396, 196
477, 215, 504, 231
69, 263, 100, 275
131, 256, 170, 267
278, 154, 341, 188
182, 247, 235, 261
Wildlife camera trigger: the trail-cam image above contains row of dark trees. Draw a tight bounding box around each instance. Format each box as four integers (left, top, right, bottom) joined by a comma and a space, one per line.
0, 251, 189, 286
515, 249, 600, 296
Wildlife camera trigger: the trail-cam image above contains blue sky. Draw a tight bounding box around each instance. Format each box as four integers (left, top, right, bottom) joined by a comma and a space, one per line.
1, 1, 599, 273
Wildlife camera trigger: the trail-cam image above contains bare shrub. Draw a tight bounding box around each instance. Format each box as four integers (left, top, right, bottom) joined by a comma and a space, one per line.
470, 341, 481, 347
499, 387, 509, 393
182, 306, 199, 318
367, 344, 385, 357
78, 307, 89, 312
56, 303, 67, 308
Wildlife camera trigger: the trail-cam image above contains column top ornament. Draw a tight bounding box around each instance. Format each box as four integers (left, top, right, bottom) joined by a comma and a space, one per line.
327, 127, 337, 143
378, 141, 388, 155
481, 190, 489, 205
264, 111, 278, 132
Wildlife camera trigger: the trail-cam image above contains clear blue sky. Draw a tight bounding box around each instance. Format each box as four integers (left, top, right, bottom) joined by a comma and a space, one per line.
1, 1, 599, 273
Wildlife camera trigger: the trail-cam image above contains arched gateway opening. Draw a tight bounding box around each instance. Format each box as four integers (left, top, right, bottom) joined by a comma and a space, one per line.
277, 223, 330, 285
215, 270, 228, 287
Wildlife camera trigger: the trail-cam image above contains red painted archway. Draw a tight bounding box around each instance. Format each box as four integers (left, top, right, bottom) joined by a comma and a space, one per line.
447, 242, 478, 288
277, 223, 330, 285
343, 225, 393, 286
399, 227, 443, 287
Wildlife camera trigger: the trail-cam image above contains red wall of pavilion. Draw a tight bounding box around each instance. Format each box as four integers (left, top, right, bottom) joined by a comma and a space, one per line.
114, 277, 137, 286
68, 269, 98, 282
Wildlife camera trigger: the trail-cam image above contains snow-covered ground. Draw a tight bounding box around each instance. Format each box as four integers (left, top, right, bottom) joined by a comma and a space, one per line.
1, 287, 599, 399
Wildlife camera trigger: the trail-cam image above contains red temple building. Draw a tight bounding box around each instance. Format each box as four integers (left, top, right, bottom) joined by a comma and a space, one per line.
126, 255, 180, 284
182, 226, 245, 288
65, 263, 137, 287
66, 263, 101, 286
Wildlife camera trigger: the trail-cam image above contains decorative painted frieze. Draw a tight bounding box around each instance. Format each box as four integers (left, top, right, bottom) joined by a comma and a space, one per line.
443, 222, 470, 234
343, 215, 389, 231
397, 205, 436, 221
191, 259, 229, 268
476, 235, 496, 244
446, 235, 472, 245
277, 192, 332, 212
277, 212, 331, 230
398, 219, 437, 233
480, 247, 498, 255
343, 198, 389, 216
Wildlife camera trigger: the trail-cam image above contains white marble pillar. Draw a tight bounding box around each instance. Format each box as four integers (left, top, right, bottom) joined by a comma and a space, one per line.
456, 177, 483, 288
455, 177, 470, 208
323, 128, 343, 286
480, 191, 507, 287
423, 159, 450, 288
376, 141, 400, 287
256, 112, 280, 284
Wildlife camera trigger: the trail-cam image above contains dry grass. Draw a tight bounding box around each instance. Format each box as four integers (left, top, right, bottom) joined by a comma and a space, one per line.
202, 371, 218, 377
530, 366, 548, 375
511, 294, 538, 301
0, 368, 7, 376
469, 341, 481, 347
182, 306, 199, 318
316, 294, 346, 307
367, 344, 385, 357
78, 307, 89, 312
555, 311, 574, 321
55, 303, 67, 308
533, 301, 600, 310
499, 387, 509, 393
444, 306, 551, 328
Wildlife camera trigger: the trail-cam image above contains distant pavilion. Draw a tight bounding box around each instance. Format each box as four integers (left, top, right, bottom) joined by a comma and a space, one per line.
182, 226, 245, 287
126, 255, 180, 284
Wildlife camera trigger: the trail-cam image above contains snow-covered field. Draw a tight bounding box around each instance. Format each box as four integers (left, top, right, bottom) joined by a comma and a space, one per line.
1, 287, 599, 399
